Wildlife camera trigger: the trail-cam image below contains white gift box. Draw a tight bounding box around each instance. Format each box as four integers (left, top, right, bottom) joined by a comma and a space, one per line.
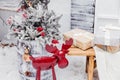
94, 25, 120, 53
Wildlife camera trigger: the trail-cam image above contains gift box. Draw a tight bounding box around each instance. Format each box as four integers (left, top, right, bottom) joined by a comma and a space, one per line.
94, 25, 120, 53
96, 44, 120, 53
63, 29, 94, 50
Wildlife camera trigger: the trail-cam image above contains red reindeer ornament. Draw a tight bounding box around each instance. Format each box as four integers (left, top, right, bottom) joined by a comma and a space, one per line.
29, 38, 73, 80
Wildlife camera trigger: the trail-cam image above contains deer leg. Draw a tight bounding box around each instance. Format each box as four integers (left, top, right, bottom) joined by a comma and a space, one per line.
52, 65, 56, 80
36, 68, 41, 80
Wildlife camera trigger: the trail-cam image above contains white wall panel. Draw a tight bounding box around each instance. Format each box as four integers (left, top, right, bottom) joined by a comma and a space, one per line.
71, 0, 95, 33
94, 0, 120, 35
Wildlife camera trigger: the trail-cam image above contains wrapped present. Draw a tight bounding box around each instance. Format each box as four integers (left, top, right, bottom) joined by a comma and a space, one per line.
96, 44, 120, 53
63, 29, 94, 50
94, 25, 120, 53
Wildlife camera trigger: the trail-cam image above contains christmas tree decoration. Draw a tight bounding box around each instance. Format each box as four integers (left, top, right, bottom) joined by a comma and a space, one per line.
36, 27, 44, 32
6, 0, 71, 80
52, 39, 59, 44
30, 38, 73, 80
25, 71, 32, 77
22, 47, 31, 62
20, 0, 50, 9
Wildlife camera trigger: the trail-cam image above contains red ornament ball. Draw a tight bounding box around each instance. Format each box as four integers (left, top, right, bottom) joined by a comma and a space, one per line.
36, 27, 43, 32
40, 32, 46, 37
52, 39, 59, 44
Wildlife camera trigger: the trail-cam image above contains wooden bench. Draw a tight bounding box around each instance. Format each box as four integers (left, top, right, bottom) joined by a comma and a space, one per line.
68, 47, 95, 80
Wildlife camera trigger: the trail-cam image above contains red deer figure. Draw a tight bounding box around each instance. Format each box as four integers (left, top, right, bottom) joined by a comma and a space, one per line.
29, 38, 73, 80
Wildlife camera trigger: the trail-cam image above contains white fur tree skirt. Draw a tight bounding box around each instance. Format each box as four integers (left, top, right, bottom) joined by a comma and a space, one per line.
0, 47, 98, 80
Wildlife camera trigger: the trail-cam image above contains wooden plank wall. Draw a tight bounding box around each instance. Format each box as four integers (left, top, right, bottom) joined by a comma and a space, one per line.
71, 0, 95, 33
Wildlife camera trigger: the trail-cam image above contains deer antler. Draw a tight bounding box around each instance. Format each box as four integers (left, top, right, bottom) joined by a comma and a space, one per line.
45, 44, 59, 53
45, 38, 73, 54
62, 38, 73, 51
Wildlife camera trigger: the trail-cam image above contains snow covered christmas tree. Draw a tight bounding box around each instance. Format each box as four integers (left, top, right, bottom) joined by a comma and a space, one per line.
7, 0, 62, 80
7, 0, 61, 44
